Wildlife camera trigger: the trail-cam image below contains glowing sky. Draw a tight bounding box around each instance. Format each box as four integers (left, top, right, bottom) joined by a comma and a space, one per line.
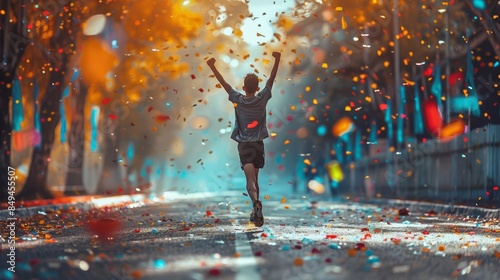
241, 0, 295, 45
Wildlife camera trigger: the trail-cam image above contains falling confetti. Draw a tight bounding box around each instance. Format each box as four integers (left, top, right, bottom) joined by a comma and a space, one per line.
155, 115, 171, 123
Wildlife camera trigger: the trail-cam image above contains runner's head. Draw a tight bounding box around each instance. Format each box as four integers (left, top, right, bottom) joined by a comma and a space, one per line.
243, 73, 259, 94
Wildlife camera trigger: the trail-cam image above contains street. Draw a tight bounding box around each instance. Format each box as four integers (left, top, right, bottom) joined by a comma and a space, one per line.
1, 191, 500, 280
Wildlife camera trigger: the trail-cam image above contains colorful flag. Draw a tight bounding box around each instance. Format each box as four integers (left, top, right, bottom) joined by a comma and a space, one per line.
33, 79, 41, 147
450, 43, 480, 117
413, 81, 424, 135
369, 120, 378, 144
60, 70, 79, 143
12, 77, 24, 131
354, 129, 362, 161
397, 85, 406, 147
384, 102, 393, 148
334, 140, 343, 164
127, 142, 135, 162
90, 106, 99, 152
431, 64, 443, 111
59, 97, 67, 143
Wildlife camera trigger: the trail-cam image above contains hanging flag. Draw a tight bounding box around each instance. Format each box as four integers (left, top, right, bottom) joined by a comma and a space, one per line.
33, 79, 41, 147
12, 77, 24, 131
334, 140, 344, 164
413, 81, 424, 135
60, 70, 79, 143
59, 97, 67, 143
127, 141, 135, 162
397, 85, 406, 147
70, 69, 79, 81
60, 86, 69, 143
450, 44, 480, 117
90, 106, 99, 152
384, 102, 393, 148
431, 64, 443, 111
354, 129, 362, 161
423, 98, 443, 135
369, 120, 378, 144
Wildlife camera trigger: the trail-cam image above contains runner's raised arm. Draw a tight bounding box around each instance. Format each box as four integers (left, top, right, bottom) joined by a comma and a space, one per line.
207, 57, 233, 94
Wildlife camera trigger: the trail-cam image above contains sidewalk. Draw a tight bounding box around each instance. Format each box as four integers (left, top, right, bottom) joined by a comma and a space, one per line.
0, 194, 147, 219
0, 191, 245, 219
357, 197, 500, 220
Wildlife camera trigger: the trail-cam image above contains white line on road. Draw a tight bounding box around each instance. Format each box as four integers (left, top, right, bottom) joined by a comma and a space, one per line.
233, 220, 261, 280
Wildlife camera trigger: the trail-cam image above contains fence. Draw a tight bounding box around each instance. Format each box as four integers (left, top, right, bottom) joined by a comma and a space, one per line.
339, 124, 500, 205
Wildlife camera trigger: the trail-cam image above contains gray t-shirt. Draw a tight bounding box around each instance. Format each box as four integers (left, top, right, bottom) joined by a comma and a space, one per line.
228, 86, 272, 142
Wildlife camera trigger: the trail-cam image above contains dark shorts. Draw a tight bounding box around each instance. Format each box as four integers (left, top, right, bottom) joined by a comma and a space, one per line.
237, 141, 265, 169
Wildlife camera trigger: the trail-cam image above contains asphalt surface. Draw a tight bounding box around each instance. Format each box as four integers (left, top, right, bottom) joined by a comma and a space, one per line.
1, 191, 500, 280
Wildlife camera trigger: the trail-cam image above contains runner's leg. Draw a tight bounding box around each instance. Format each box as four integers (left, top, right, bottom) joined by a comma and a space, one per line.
255, 167, 260, 200
243, 163, 258, 202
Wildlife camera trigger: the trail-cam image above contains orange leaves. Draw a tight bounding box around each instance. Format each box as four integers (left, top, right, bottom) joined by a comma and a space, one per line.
79, 37, 118, 85
277, 14, 294, 30
124, 1, 202, 42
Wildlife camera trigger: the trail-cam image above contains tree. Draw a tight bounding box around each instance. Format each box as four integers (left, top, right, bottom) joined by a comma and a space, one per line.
1, 0, 28, 201
17, 1, 80, 199
64, 76, 87, 195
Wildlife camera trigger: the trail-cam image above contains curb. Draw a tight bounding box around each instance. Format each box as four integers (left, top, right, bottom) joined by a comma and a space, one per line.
0, 194, 147, 219
0, 191, 244, 219
356, 198, 500, 220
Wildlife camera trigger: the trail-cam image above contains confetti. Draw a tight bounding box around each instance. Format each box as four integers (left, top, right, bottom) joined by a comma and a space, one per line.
293, 258, 304, 266
101, 97, 111, 105
208, 268, 221, 276
155, 115, 170, 123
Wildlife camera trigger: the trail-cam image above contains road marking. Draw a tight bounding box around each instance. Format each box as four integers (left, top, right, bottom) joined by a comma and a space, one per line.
233, 221, 261, 280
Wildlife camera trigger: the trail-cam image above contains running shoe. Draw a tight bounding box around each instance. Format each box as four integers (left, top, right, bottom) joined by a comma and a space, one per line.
253, 200, 264, 227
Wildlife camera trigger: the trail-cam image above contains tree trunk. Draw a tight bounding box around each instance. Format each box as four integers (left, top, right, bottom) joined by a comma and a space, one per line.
0, 72, 13, 202
1, 0, 28, 201
64, 80, 88, 195
96, 113, 123, 195
18, 67, 67, 200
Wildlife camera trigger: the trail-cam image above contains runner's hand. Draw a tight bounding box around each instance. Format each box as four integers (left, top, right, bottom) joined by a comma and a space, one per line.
207, 57, 216, 66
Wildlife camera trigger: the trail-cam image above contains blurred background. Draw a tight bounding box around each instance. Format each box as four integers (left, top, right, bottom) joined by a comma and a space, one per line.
1, 0, 499, 205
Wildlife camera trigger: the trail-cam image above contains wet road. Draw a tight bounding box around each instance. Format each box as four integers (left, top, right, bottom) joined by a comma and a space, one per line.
1, 192, 500, 280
